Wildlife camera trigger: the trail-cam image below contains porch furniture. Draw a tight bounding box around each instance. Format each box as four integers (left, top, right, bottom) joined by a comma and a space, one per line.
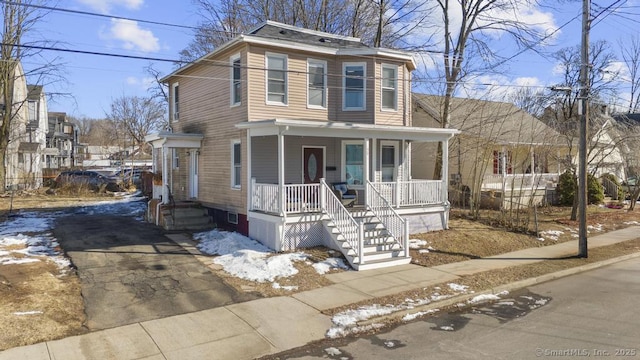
332, 182, 357, 207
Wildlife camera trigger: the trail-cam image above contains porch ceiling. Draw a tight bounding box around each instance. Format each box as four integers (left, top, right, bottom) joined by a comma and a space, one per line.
236, 118, 460, 142
145, 131, 204, 149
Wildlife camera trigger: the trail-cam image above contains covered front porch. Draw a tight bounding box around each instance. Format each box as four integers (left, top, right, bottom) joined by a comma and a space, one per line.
237, 119, 459, 270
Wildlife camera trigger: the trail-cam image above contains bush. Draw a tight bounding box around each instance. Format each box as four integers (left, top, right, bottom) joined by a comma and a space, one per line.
588, 174, 604, 204
556, 171, 604, 206
557, 171, 576, 206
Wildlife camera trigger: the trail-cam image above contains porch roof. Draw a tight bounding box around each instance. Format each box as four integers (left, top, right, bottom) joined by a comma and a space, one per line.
236, 119, 460, 142
145, 131, 204, 149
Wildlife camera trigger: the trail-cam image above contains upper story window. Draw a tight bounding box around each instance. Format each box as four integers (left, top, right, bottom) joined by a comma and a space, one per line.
343, 62, 366, 111
28, 100, 37, 122
231, 54, 241, 106
307, 59, 327, 108
266, 53, 287, 105
171, 83, 179, 121
381, 64, 398, 111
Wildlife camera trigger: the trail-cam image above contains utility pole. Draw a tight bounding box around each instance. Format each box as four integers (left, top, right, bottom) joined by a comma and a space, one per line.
578, 0, 590, 258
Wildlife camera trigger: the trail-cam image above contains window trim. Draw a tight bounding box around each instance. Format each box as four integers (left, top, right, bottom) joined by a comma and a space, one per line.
380, 140, 398, 182
171, 82, 179, 122
265, 52, 288, 106
381, 64, 398, 112
230, 53, 241, 107
307, 59, 327, 109
231, 140, 241, 189
341, 140, 365, 187
172, 148, 179, 169
342, 62, 366, 111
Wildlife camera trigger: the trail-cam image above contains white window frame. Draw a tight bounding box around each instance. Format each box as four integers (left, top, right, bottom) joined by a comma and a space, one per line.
341, 140, 365, 186
171, 82, 179, 122
172, 148, 179, 169
230, 53, 241, 106
381, 64, 398, 111
307, 59, 327, 109
231, 140, 241, 189
342, 62, 366, 111
265, 52, 288, 106
380, 141, 398, 182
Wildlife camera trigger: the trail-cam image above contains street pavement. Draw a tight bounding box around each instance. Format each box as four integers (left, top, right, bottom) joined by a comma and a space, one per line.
272, 256, 640, 359
1, 225, 639, 360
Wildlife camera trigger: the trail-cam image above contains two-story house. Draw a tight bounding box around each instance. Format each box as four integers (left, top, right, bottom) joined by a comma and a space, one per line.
44, 112, 78, 169
3, 62, 48, 190
146, 21, 459, 270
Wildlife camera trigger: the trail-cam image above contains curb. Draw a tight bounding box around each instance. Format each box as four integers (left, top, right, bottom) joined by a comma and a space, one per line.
357, 251, 640, 327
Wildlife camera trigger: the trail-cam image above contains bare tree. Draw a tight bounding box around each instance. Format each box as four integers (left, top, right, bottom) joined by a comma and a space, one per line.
1, 0, 64, 189
425, 0, 551, 180
619, 36, 640, 113
106, 96, 166, 155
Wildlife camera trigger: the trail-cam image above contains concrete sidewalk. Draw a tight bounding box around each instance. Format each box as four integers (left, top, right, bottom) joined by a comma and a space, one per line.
2, 226, 639, 360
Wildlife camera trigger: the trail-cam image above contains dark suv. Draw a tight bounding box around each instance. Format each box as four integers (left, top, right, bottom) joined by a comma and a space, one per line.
54, 170, 120, 191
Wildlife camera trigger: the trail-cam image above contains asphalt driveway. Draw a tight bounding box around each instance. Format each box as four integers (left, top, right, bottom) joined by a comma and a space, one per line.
53, 214, 259, 330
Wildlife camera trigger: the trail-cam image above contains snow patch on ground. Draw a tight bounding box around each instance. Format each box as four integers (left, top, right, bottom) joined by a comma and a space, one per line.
448, 283, 469, 292
402, 309, 439, 322
409, 239, 428, 249
313, 257, 350, 274
324, 347, 342, 356
538, 230, 563, 241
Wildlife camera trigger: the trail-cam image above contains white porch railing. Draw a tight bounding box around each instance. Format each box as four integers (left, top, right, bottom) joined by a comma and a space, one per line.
366, 181, 409, 254
250, 180, 322, 214
320, 179, 364, 264
482, 173, 560, 191
369, 180, 443, 207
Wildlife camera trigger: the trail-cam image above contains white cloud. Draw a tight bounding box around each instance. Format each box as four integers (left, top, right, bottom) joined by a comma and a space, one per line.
460, 74, 543, 102
125, 76, 156, 90
77, 0, 143, 13
105, 19, 160, 53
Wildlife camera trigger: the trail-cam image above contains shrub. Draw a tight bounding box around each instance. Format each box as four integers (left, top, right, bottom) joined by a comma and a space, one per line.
556, 171, 576, 206
556, 171, 604, 206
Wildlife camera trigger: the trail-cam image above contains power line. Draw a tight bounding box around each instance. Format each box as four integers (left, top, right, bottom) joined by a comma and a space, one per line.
0, 0, 202, 31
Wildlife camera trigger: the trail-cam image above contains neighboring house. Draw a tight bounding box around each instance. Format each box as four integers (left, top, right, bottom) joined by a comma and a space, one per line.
45, 112, 78, 169
146, 21, 459, 270
541, 104, 627, 182
79, 145, 152, 168
611, 113, 640, 182
3, 62, 48, 190
412, 94, 566, 209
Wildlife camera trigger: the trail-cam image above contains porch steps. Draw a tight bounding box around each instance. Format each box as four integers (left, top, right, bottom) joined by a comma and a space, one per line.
324, 209, 411, 271
161, 204, 214, 231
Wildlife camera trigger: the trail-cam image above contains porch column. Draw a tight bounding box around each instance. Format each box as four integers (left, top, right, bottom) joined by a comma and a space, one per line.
441, 138, 449, 204
501, 145, 507, 197
364, 138, 370, 207
530, 147, 536, 176
162, 145, 169, 204
278, 131, 285, 216
371, 138, 377, 182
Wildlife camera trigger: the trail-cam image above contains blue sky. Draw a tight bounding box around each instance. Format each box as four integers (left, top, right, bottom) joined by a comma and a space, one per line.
22, 0, 640, 118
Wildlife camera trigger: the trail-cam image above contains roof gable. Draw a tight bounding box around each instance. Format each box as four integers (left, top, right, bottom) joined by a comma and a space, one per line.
413, 94, 562, 145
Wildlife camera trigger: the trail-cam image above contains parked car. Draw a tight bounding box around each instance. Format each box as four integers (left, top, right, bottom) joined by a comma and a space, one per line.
54, 170, 121, 191
108, 168, 144, 186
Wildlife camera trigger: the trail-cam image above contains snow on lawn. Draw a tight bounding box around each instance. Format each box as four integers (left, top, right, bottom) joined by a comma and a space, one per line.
312, 257, 350, 275
409, 239, 428, 249
193, 229, 347, 282
538, 230, 563, 241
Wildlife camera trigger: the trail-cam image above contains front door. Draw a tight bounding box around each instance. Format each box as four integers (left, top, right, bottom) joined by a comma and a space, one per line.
189, 149, 198, 198
303, 147, 324, 184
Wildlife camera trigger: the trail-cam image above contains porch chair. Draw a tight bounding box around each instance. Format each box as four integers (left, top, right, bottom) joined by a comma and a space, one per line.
332, 182, 357, 207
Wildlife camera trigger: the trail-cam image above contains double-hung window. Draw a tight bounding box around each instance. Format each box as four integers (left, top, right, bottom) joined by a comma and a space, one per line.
266, 53, 287, 105
342, 140, 364, 185
380, 142, 397, 182
343, 62, 366, 111
231, 54, 241, 106
231, 140, 241, 188
381, 64, 398, 111
171, 83, 179, 121
307, 59, 327, 108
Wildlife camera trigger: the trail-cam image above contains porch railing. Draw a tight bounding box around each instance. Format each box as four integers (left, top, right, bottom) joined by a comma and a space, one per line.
366, 181, 409, 255
369, 180, 443, 207
251, 181, 321, 214
320, 179, 364, 264
482, 173, 560, 191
